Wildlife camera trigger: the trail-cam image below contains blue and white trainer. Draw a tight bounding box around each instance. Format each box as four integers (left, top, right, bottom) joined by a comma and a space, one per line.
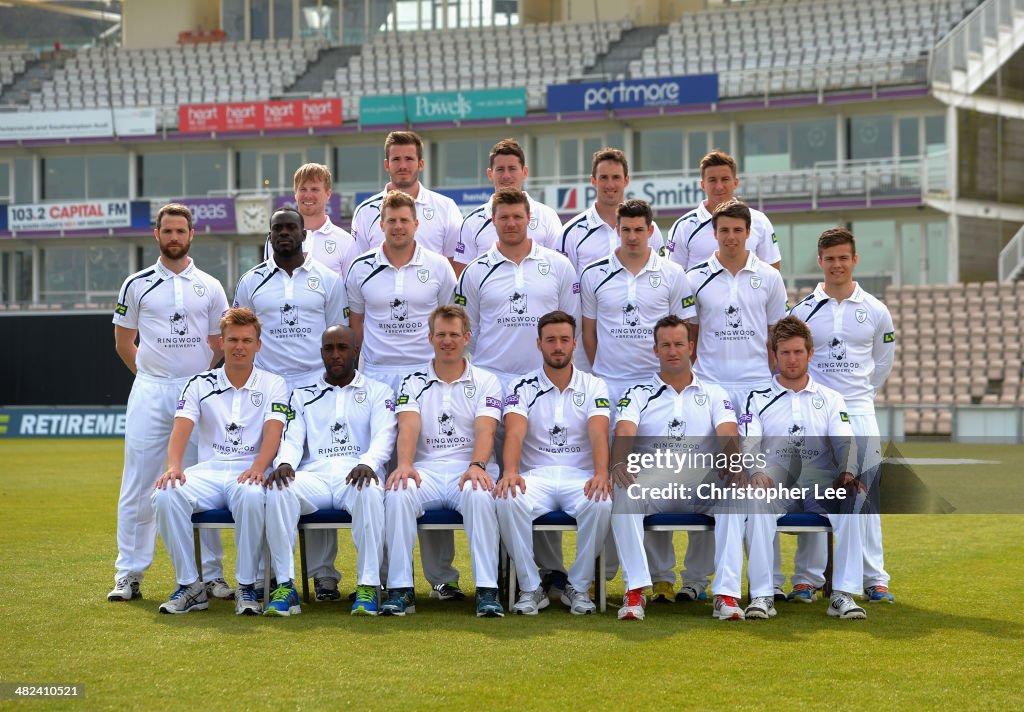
159, 581, 208, 615
235, 584, 262, 616
380, 588, 416, 616
475, 588, 505, 617
351, 585, 379, 616
263, 581, 301, 617
865, 585, 895, 603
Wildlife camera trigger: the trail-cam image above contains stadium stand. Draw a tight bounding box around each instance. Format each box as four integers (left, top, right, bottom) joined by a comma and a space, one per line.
0, 45, 31, 94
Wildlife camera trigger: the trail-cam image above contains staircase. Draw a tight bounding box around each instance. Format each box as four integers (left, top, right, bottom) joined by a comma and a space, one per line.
931, 0, 1024, 95
0, 50, 67, 107
288, 45, 363, 95
583, 24, 668, 80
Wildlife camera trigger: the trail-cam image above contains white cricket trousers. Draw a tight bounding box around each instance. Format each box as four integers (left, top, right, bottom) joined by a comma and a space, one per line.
774, 506, 865, 595
116, 372, 223, 583
151, 461, 266, 586
385, 461, 500, 589
264, 460, 384, 586
495, 466, 612, 593
789, 412, 888, 588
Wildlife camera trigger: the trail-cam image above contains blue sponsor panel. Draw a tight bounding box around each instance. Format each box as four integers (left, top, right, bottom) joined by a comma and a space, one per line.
355, 186, 492, 214
546, 75, 719, 113
0, 407, 127, 438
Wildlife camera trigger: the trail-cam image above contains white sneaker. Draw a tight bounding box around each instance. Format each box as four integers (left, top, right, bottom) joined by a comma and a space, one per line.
560, 584, 597, 615
108, 576, 141, 602
744, 596, 777, 619
513, 588, 549, 615
828, 592, 867, 619
235, 584, 262, 616
205, 577, 235, 600
712, 595, 745, 620
617, 588, 646, 621
158, 581, 208, 614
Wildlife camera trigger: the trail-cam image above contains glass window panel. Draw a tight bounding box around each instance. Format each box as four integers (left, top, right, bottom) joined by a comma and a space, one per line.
637, 128, 683, 173
899, 117, 919, 157
687, 131, 708, 171
848, 219, 898, 281
335, 145, 382, 192
789, 222, 835, 277
534, 136, 557, 179
222, 0, 245, 40
41, 247, 87, 301
86, 246, 130, 293
42, 156, 85, 200
582, 137, 603, 172
605, 132, 624, 153
141, 153, 183, 197
790, 119, 836, 168
559, 139, 579, 178
260, 154, 277, 190
712, 129, 730, 154
273, 0, 293, 39
925, 115, 946, 154
14, 158, 33, 202
283, 152, 304, 187
237, 150, 258, 190
251, 0, 270, 40
897, 222, 922, 285
306, 146, 327, 167
741, 123, 789, 173
184, 152, 227, 196
848, 115, 893, 160
86, 154, 129, 198
343, 0, 368, 45
439, 139, 483, 186
301, 0, 333, 41
236, 244, 266, 283
0, 162, 10, 203
927, 220, 948, 283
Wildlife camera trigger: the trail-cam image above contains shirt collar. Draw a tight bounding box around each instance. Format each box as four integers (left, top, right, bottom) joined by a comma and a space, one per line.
383, 182, 428, 205
771, 374, 821, 395
486, 240, 541, 265
697, 200, 713, 221
309, 218, 337, 237
538, 364, 585, 393
812, 282, 865, 303
376, 242, 424, 268
317, 370, 367, 391
586, 202, 610, 230
269, 252, 315, 273
707, 250, 758, 273
155, 258, 196, 280
428, 358, 473, 384
217, 366, 260, 392
609, 248, 661, 274
653, 371, 706, 394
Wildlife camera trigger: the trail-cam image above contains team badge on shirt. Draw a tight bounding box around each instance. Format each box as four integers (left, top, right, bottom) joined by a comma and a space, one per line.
224, 422, 243, 446
623, 304, 640, 326
750, 275, 762, 289
330, 421, 350, 445
667, 418, 686, 439
325, 240, 336, 254
549, 425, 567, 447
355, 390, 367, 403
251, 392, 264, 407
391, 298, 409, 321
572, 392, 585, 407
509, 292, 528, 314
307, 276, 320, 291
529, 215, 538, 231
438, 412, 456, 436
829, 338, 847, 360
812, 395, 825, 409
417, 269, 429, 283
537, 262, 550, 276
649, 274, 662, 288
787, 424, 805, 447
464, 384, 476, 399
280, 304, 299, 325
169, 311, 189, 335
423, 207, 435, 220
694, 393, 707, 407
724, 305, 742, 329
193, 283, 206, 297
855, 308, 867, 323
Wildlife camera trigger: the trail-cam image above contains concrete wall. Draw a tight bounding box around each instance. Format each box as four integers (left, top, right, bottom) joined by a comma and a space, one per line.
122, 0, 219, 49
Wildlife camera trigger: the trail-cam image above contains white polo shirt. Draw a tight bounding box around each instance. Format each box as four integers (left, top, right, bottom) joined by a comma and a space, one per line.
351, 183, 462, 258
504, 366, 610, 473
454, 192, 562, 265
740, 375, 857, 483
666, 201, 781, 271
395, 359, 503, 464
454, 241, 579, 377
175, 366, 289, 464
559, 203, 664, 276
233, 254, 349, 378
580, 249, 696, 382
789, 283, 896, 415
264, 219, 357, 280
686, 252, 787, 385
114, 259, 229, 379
345, 243, 457, 368
275, 370, 396, 475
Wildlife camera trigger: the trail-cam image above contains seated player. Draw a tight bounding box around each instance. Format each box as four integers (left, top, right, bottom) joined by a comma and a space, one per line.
263, 325, 396, 617
383, 305, 505, 617
494, 310, 613, 615
151, 308, 288, 615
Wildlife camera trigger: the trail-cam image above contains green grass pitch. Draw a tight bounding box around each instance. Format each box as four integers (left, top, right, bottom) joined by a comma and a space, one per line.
2, 438, 1023, 709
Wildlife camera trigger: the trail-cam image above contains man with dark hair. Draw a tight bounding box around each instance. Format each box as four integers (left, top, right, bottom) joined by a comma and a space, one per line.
667, 150, 781, 271
559, 148, 664, 276
351, 130, 462, 261
495, 310, 613, 615
454, 138, 562, 273
787, 227, 896, 604
741, 314, 869, 619
151, 308, 289, 615
109, 203, 231, 603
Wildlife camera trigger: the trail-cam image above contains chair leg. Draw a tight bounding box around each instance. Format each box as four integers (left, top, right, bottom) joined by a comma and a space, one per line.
823, 531, 834, 597
597, 545, 606, 613
506, 544, 517, 612
192, 526, 202, 582
299, 528, 310, 604
263, 536, 271, 604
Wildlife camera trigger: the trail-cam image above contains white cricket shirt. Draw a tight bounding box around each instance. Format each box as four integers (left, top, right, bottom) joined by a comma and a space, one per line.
454, 192, 562, 265
264, 219, 357, 280
559, 203, 664, 276
350, 183, 462, 258
666, 201, 781, 271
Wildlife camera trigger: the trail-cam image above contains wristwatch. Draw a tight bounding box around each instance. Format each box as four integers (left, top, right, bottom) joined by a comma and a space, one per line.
469, 461, 487, 470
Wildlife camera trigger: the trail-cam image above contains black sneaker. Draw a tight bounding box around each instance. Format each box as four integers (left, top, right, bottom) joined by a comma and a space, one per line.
314, 577, 341, 602
429, 581, 466, 601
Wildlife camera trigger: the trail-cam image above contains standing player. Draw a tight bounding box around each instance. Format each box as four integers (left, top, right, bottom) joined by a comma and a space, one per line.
741, 315, 868, 619
383, 305, 505, 617
235, 207, 349, 394
787, 227, 895, 603
263, 325, 395, 617
495, 311, 613, 615
454, 138, 562, 273
109, 203, 230, 603
580, 198, 695, 406
266, 163, 357, 280
675, 199, 787, 603
151, 308, 289, 615
609, 316, 773, 621
559, 148, 664, 276
667, 150, 781, 271
350, 131, 462, 261
455, 188, 580, 593
347, 190, 460, 596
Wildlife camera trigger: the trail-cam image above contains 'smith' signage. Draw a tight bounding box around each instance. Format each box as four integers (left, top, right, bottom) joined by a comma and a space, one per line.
8, 200, 149, 232
0, 408, 127, 438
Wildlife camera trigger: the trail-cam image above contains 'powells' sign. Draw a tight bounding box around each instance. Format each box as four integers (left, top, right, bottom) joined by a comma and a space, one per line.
360, 89, 527, 126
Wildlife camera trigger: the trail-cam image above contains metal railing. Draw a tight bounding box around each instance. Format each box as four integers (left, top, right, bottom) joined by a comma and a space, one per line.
929, 0, 1024, 87
998, 222, 1024, 280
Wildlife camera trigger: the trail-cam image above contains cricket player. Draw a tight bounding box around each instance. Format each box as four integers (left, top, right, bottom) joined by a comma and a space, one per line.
383, 305, 505, 617
667, 150, 781, 271
263, 325, 396, 617
559, 148, 664, 276
151, 308, 289, 615
610, 315, 772, 621
787, 227, 895, 604
740, 315, 868, 619
671, 199, 787, 603
350, 130, 462, 262
346, 189, 460, 597
109, 203, 230, 603
264, 163, 357, 280
495, 310, 613, 615
454, 138, 562, 273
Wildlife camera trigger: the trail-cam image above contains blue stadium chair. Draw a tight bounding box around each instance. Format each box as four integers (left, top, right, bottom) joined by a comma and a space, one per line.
191, 508, 272, 603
